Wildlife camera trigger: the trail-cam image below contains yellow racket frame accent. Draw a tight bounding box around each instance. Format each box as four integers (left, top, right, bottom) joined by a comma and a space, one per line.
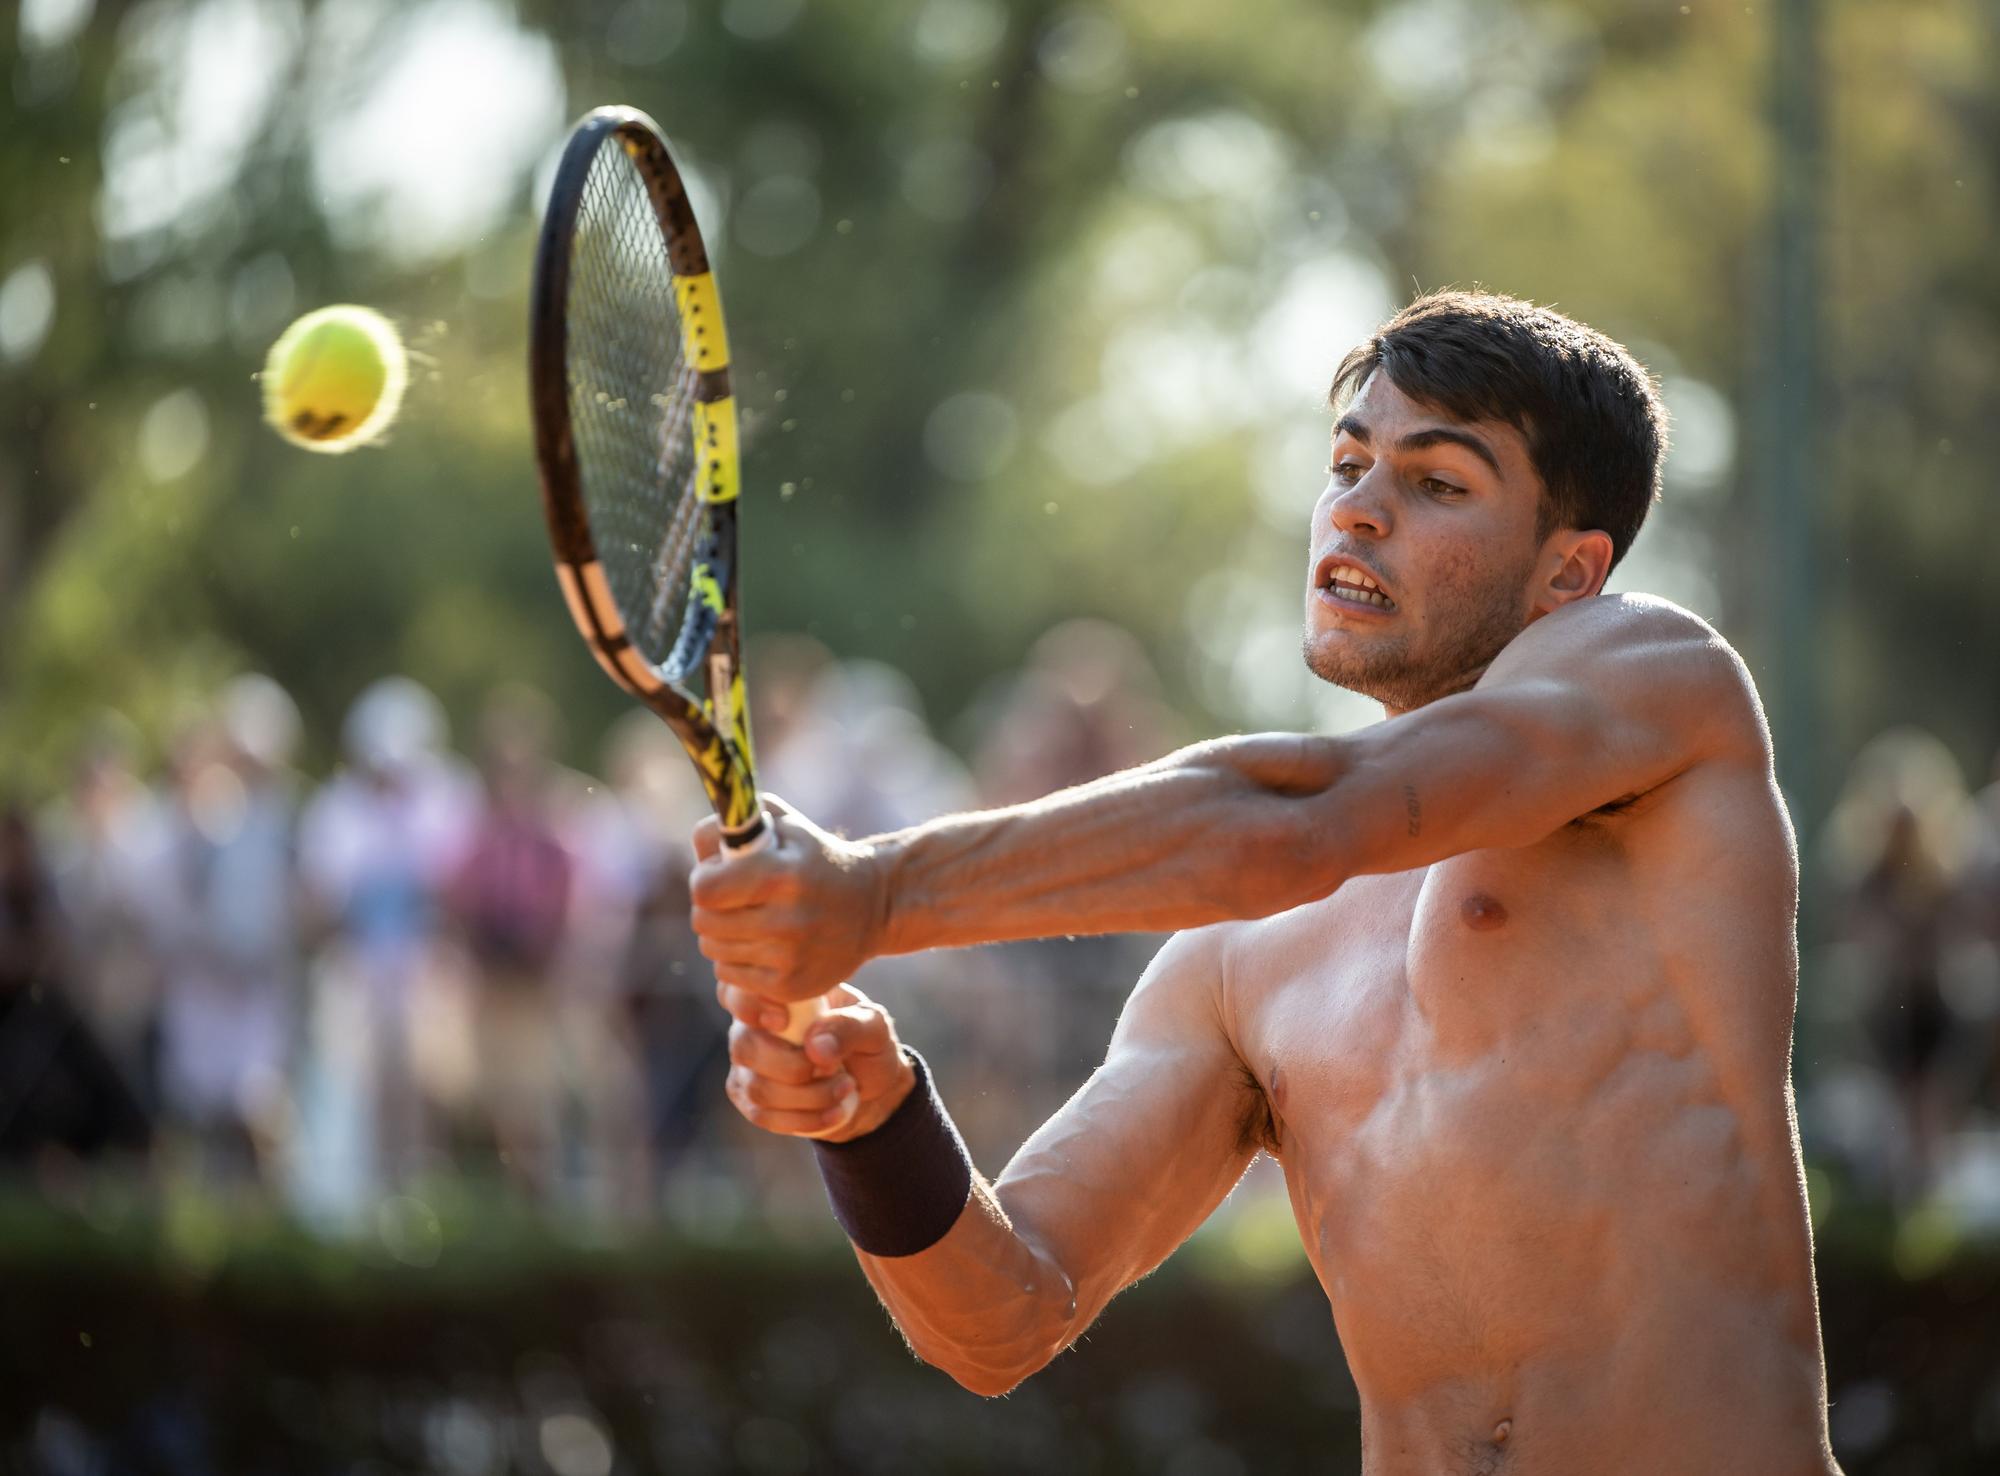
693, 396, 740, 503
674, 272, 730, 372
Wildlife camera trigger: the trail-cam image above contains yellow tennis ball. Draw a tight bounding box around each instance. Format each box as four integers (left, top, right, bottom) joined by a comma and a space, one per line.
261, 304, 408, 453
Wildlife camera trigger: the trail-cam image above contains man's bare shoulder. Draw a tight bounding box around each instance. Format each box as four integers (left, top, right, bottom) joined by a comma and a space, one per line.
1141, 915, 1334, 1040
1198, 886, 1373, 1014
1120, 923, 1279, 1149
1121, 925, 1229, 1027
1490, 591, 1739, 673
1487, 592, 1772, 766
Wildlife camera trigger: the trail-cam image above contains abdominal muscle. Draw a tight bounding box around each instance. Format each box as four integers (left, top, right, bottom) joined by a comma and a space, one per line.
1226, 830, 1837, 1475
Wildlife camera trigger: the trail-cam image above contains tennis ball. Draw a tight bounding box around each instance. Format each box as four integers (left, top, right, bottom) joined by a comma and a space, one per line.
261, 304, 408, 453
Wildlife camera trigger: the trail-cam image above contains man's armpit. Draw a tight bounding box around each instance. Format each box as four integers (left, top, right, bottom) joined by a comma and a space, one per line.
1565, 766, 1689, 832
1235, 1061, 1282, 1157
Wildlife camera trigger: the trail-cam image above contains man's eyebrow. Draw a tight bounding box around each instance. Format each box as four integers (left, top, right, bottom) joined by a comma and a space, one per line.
1333, 414, 1502, 477
1399, 426, 1502, 476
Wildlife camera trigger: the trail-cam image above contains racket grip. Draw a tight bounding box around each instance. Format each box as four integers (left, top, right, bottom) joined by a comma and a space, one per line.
720, 811, 830, 1045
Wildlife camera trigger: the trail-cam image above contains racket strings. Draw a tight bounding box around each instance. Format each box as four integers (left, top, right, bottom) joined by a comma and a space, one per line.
643, 361, 708, 651
566, 141, 707, 673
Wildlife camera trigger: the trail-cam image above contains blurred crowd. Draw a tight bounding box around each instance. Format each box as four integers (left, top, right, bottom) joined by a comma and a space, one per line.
7, 627, 2000, 1239
0, 620, 1181, 1231
1802, 728, 2000, 1227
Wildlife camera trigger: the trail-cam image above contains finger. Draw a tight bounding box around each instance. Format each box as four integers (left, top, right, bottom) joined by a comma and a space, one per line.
689, 853, 779, 909
695, 932, 784, 968
691, 814, 723, 863
800, 1003, 894, 1070
711, 960, 783, 994
717, 981, 805, 1036
729, 1101, 858, 1138
725, 1070, 859, 1137
728, 1064, 856, 1115
689, 904, 768, 943
727, 1021, 817, 1085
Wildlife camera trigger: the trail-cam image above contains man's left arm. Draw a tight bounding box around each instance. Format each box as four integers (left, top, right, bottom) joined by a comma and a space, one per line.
691, 596, 1766, 1005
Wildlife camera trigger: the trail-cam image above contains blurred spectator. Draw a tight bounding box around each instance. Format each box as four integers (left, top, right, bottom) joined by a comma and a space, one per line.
758, 651, 975, 837
1821, 728, 1986, 1203
40, 715, 172, 1107
618, 830, 725, 1192
965, 618, 1181, 807
293, 677, 475, 1224
0, 804, 150, 1173
151, 677, 304, 1192
953, 620, 1182, 1107
1966, 747, 2000, 944
443, 684, 575, 1200
564, 710, 705, 1215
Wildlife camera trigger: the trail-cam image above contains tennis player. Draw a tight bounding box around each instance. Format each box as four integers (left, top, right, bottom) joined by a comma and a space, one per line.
693, 291, 1840, 1474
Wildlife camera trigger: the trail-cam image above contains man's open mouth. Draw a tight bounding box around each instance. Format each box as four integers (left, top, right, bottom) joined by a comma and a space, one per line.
1316, 558, 1397, 612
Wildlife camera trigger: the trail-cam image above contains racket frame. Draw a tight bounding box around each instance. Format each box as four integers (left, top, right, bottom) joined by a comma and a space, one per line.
529, 104, 763, 844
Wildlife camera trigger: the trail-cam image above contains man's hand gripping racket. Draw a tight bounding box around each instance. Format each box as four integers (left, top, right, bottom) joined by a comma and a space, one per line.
689, 797, 892, 1015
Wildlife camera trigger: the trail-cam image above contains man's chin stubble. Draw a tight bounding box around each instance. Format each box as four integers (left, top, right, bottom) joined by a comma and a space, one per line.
1300, 634, 1432, 711
1300, 629, 1510, 712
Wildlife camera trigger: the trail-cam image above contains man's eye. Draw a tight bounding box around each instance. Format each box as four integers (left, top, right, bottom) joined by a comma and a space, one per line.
1421, 477, 1464, 498
1327, 461, 1364, 483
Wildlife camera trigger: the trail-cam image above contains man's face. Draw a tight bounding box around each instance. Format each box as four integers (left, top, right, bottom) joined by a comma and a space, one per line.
1303, 370, 1546, 714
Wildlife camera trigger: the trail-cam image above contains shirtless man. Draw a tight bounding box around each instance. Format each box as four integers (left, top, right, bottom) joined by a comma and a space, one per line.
691, 291, 1840, 1474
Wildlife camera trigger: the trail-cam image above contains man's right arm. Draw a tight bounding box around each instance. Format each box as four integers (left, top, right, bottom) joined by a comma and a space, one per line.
719, 928, 1262, 1396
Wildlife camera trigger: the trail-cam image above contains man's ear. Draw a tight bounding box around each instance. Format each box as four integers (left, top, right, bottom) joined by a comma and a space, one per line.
1530, 529, 1615, 616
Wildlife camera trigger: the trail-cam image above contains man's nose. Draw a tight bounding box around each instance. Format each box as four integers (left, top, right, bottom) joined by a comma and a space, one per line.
1327, 471, 1392, 540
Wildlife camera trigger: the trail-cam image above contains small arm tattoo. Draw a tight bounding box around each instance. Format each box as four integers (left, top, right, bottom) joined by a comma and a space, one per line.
1402, 783, 1421, 837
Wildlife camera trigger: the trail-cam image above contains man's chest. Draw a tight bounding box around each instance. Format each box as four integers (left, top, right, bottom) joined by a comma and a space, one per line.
1226, 836, 1661, 1152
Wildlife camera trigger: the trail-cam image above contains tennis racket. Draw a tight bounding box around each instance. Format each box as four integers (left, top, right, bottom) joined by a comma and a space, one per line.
529, 104, 824, 1045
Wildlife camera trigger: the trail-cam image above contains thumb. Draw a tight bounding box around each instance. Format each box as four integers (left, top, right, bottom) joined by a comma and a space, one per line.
802, 1001, 890, 1072
688, 841, 777, 908
761, 793, 831, 850
691, 813, 723, 863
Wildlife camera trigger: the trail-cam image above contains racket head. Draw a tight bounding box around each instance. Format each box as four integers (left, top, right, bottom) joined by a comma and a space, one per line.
530, 105, 762, 839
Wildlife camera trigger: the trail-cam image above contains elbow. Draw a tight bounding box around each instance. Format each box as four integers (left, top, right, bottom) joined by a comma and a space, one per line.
932, 1343, 1060, 1399
946, 1365, 1029, 1400
903, 1304, 1071, 1398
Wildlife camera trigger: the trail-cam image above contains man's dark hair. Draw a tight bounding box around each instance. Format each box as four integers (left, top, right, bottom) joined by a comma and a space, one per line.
1328, 290, 1668, 569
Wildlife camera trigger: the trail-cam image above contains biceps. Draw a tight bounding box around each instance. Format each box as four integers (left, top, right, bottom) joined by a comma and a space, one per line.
990, 1047, 1259, 1326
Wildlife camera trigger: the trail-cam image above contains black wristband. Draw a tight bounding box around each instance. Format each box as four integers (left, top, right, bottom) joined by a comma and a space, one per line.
812, 1048, 974, 1257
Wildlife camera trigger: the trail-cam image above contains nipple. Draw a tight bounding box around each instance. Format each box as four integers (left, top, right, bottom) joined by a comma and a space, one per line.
1493, 1418, 1512, 1444
1460, 893, 1508, 931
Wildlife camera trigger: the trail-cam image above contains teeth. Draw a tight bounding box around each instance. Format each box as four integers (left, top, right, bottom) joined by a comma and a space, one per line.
1328, 583, 1391, 609
1330, 566, 1382, 594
